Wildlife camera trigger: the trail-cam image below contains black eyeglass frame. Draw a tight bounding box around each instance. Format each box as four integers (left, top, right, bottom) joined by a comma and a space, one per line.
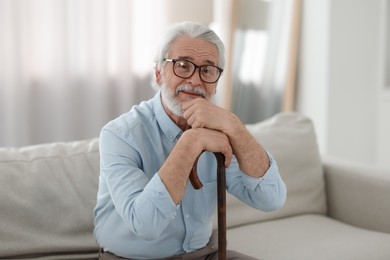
163, 58, 223, 84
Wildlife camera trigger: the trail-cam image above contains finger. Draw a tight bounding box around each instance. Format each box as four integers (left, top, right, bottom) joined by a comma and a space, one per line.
182, 102, 197, 122
223, 146, 233, 168
181, 99, 195, 111
183, 107, 205, 129
182, 98, 214, 116
184, 102, 219, 129
215, 133, 233, 168
181, 98, 203, 113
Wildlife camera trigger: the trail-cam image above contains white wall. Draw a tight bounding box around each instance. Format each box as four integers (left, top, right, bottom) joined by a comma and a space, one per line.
297, 0, 390, 169
296, 0, 329, 154
376, 0, 390, 169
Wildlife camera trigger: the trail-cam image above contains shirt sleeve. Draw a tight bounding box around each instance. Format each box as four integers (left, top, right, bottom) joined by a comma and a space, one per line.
226, 152, 287, 212
99, 128, 179, 240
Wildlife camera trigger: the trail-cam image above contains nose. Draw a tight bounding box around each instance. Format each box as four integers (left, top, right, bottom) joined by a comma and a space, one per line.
186, 68, 203, 86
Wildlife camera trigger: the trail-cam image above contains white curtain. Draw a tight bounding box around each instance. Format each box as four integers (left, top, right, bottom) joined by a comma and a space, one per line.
0, 0, 167, 147
0, 0, 293, 146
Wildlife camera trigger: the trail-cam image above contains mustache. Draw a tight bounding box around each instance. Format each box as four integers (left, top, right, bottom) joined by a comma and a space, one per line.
176, 85, 207, 98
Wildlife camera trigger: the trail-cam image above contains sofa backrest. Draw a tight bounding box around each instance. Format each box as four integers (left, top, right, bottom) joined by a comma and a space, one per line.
0, 112, 326, 258
214, 112, 327, 229
0, 138, 100, 259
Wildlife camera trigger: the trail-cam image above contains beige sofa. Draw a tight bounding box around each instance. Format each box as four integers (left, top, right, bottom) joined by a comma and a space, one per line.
1, 112, 389, 260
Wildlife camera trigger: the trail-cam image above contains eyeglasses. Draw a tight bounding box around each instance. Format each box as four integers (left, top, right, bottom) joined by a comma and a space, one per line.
163, 59, 223, 84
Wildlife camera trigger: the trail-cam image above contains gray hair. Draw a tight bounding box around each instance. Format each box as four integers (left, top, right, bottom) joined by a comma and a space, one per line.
154, 21, 225, 70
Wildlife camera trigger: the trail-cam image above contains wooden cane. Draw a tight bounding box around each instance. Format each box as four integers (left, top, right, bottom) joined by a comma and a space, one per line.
189, 152, 226, 260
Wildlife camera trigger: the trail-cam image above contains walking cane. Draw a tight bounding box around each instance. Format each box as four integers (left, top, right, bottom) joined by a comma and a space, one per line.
189, 152, 226, 260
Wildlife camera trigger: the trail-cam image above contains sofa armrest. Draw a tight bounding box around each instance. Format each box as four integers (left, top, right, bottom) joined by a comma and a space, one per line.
323, 156, 390, 234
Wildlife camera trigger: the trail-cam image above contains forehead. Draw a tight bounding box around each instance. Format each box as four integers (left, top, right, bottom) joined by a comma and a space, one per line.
168, 37, 219, 65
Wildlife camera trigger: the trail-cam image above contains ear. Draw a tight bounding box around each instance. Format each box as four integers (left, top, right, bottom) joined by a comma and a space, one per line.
155, 67, 162, 85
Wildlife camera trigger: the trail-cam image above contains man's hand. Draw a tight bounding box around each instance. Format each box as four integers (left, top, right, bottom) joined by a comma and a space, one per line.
158, 127, 232, 204
182, 98, 240, 134
182, 98, 270, 179
184, 128, 233, 168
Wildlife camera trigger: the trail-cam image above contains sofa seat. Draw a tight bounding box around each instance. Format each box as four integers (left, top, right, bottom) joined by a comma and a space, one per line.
227, 214, 390, 260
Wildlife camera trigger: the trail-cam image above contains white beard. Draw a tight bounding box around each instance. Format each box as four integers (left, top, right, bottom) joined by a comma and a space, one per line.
161, 84, 184, 117
160, 84, 209, 117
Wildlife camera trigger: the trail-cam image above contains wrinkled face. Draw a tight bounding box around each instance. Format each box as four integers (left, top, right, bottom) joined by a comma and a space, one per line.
155, 37, 220, 117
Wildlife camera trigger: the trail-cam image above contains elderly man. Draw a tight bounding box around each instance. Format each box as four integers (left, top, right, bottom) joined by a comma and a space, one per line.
94, 21, 286, 260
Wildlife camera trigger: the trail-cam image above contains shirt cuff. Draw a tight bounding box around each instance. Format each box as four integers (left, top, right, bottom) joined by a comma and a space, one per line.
239, 152, 279, 190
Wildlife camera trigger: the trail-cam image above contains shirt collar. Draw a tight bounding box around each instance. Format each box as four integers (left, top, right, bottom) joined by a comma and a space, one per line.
153, 91, 183, 143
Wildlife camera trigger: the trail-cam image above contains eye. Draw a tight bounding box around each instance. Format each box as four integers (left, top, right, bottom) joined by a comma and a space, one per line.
201, 66, 217, 76
202, 67, 210, 74
176, 60, 192, 71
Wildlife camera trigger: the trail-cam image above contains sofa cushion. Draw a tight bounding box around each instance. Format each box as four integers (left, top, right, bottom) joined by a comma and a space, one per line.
0, 138, 100, 259
227, 214, 390, 259
218, 112, 326, 229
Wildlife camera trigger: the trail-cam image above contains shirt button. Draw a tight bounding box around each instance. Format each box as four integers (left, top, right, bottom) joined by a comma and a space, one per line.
185, 214, 190, 219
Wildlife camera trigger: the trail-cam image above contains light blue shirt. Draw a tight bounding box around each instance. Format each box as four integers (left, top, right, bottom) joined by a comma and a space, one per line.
93, 91, 286, 259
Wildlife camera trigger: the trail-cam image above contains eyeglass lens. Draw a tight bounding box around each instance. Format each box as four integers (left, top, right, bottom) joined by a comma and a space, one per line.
173, 60, 220, 83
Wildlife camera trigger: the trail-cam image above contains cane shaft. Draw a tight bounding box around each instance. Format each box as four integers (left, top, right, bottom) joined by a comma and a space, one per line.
189, 152, 226, 260
215, 152, 226, 260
